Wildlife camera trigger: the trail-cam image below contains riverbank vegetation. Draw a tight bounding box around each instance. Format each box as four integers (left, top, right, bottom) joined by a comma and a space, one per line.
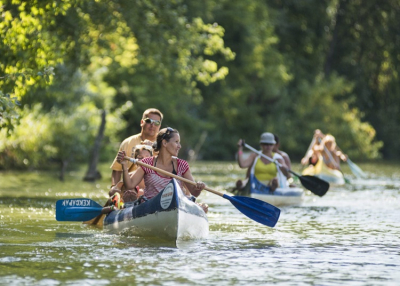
1, 0, 398, 178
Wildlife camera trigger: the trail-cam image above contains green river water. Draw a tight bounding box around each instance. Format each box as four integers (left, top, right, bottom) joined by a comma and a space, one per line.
1, 161, 399, 285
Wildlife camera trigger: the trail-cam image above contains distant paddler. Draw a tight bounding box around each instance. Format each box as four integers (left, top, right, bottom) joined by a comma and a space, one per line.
237, 132, 290, 192
301, 129, 347, 171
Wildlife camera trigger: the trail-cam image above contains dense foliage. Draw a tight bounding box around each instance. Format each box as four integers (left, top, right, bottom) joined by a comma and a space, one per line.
1, 0, 399, 176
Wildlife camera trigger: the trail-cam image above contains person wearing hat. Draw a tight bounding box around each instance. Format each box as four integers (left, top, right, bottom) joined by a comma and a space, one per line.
236, 132, 289, 192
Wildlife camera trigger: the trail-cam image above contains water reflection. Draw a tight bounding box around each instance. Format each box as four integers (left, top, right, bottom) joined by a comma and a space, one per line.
55, 232, 97, 239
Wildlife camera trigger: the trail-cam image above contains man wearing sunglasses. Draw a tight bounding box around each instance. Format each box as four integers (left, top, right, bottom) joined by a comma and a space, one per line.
110, 108, 163, 188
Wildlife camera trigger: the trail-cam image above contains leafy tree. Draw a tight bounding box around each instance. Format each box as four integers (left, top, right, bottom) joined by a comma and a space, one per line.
323, 0, 400, 159
1, 0, 234, 174
255, 0, 383, 160
184, 0, 293, 159
101, 0, 234, 152
0, 0, 71, 130
0, 104, 54, 169
1, 0, 395, 175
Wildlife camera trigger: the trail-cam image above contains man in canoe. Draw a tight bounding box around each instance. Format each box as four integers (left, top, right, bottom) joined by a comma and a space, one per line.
273, 134, 296, 186
117, 127, 208, 212
273, 134, 292, 170
109, 108, 163, 192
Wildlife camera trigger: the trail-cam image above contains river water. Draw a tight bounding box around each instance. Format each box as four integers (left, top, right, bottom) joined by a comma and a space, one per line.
1, 161, 399, 285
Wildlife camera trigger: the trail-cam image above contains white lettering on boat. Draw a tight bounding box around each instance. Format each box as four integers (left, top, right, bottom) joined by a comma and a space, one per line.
160, 184, 174, 209
62, 199, 91, 207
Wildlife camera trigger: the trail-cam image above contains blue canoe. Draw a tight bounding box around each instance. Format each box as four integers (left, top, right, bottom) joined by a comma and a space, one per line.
103, 179, 209, 240
249, 175, 304, 206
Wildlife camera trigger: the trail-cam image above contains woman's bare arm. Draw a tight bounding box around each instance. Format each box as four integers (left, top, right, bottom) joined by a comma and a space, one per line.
182, 168, 204, 197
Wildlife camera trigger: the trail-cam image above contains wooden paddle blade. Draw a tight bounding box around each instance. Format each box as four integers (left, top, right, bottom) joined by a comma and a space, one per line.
83, 200, 109, 227
56, 199, 103, 221
223, 195, 281, 227
82, 214, 105, 227
298, 175, 329, 197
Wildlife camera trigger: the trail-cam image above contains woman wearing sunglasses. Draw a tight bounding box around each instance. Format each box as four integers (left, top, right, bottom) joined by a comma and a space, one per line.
117, 127, 207, 211
237, 132, 289, 192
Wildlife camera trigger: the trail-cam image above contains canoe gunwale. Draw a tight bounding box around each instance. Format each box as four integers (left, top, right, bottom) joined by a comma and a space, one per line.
249, 175, 304, 206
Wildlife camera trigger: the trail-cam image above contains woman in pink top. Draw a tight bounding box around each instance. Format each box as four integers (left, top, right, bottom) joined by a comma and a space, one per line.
117, 127, 206, 201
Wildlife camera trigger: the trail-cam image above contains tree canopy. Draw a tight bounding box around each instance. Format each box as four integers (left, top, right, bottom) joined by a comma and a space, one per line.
1, 0, 399, 175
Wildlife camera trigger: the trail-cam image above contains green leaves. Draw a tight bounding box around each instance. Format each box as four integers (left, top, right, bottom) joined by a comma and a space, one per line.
1, 0, 397, 169
0, 92, 21, 132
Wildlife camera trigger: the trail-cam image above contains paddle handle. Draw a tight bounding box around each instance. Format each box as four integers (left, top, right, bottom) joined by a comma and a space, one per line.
126, 157, 224, 197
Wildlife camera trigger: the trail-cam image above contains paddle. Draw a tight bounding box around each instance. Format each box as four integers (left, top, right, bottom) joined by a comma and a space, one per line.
82, 209, 106, 227
56, 198, 103, 221
83, 182, 125, 226
318, 139, 351, 184
345, 158, 366, 178
319, 138, 342, 171
243, 143, 330, 197
334, 145, 366, 178
125, 156, 281, 227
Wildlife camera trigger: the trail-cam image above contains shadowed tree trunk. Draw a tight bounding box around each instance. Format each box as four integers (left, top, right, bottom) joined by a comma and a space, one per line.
59, 160, 69, 181
83, 109, 106, 182
324, 0, 348, 76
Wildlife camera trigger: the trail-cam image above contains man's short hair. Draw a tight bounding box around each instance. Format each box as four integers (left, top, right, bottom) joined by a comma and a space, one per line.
142, 108, 163, 121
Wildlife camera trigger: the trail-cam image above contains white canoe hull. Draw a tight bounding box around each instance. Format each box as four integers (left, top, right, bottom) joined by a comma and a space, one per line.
315, 172, 345, 185
251, 187, 304, 206
303, 161, 345, 185
249, 175, 304, 206
103, 179, 209, 240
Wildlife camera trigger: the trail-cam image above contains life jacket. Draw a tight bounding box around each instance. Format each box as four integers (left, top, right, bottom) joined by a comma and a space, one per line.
250, 152, 287, 188
111, 192, 124, 209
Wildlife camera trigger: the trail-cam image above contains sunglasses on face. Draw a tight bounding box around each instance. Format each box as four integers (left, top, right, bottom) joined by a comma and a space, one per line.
162, 127, 174, 140
261, 143, 274, 146
143, 118, 161, 126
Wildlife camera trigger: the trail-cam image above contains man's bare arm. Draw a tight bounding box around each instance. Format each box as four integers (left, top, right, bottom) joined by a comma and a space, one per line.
111, 170, 122, 186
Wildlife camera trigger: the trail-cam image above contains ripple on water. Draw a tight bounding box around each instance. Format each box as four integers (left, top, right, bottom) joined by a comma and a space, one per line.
0, 163, 400, 285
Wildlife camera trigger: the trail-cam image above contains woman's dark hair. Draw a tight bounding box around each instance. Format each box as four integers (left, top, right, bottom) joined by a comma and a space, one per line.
153, 127, 178, 152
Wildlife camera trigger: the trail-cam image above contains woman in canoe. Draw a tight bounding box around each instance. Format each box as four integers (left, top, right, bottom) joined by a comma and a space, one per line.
301, 129, 347, 171
117, 127, 208, 211
237, 132, 289, 192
